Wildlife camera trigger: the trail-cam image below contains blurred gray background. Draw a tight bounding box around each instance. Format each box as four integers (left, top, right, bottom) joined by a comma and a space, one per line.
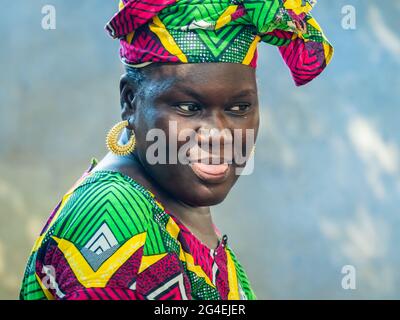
1, 0, 399, 299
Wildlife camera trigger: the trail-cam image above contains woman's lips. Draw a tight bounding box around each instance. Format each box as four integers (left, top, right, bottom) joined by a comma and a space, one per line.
190, 162, 229, 184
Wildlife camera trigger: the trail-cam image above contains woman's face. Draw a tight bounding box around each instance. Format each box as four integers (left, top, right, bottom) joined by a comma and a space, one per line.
124, 63, 259, 206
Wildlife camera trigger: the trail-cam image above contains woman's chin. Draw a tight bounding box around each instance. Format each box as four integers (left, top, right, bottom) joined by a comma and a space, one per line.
179, 186, 231, 207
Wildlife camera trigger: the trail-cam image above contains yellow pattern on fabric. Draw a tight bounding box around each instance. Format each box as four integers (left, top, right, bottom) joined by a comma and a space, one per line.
179, 247, 216, 288
138, 253, 168, 273
284, 0, 313, 14
126, 32, 135, 44
307, 17, 322, 32
242, 35, 261, 65
215, 5, 238, 30
149, 16, 188, 63
226, 248, 240, 300
323, 43, 334, 63
52, 232, 146, 287
166, 217, 180, 239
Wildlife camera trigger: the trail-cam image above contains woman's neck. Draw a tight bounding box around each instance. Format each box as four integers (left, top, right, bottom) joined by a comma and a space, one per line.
93, 130, 219, 248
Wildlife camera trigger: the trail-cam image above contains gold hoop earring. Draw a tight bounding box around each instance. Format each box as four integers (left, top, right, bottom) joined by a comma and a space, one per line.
106, 120, 136, 156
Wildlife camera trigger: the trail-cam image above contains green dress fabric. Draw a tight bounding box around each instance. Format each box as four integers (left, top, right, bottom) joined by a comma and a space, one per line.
20, 158, 256, 300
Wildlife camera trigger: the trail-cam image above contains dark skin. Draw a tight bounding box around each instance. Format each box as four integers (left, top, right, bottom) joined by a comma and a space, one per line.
92, 63, 259, 250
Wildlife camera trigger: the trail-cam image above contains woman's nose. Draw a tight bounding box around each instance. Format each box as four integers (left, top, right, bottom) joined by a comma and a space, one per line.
196, 114, 233, 148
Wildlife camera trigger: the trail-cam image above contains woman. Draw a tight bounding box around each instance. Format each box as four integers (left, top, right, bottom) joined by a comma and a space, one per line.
20, 0, 332, 300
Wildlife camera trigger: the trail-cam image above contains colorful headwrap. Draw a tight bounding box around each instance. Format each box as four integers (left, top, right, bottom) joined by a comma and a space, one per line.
105, 0, 333, 86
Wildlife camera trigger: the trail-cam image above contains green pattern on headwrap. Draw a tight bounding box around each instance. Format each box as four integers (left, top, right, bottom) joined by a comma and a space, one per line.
106, 0, 333, 85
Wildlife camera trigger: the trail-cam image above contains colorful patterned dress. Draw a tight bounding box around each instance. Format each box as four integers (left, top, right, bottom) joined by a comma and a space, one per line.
20, 158, 256, 300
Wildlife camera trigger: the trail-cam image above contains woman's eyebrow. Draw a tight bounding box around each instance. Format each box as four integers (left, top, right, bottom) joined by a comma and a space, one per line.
167, 83, 207, 103
230, 89, 257, 99
165, 81, 256, 101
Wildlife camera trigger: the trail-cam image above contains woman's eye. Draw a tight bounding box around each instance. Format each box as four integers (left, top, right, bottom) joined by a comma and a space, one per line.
175, 103, 201, 112
229, 104, 251, 113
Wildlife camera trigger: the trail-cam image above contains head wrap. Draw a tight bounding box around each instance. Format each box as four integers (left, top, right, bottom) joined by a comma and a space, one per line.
105, 0, 333, 86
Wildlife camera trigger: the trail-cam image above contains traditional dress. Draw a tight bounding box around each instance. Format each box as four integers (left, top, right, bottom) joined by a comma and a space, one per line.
20, 159, 256, 300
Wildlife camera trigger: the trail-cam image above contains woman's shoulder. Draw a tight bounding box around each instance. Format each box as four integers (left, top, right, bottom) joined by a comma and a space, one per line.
49, 169, 158, 245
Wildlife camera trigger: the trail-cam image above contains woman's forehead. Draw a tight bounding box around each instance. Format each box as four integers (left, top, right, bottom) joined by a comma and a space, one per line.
145, 63, 257, 89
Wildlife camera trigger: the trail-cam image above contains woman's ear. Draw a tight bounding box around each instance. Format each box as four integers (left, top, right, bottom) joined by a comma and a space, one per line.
120, 74, 138, 121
